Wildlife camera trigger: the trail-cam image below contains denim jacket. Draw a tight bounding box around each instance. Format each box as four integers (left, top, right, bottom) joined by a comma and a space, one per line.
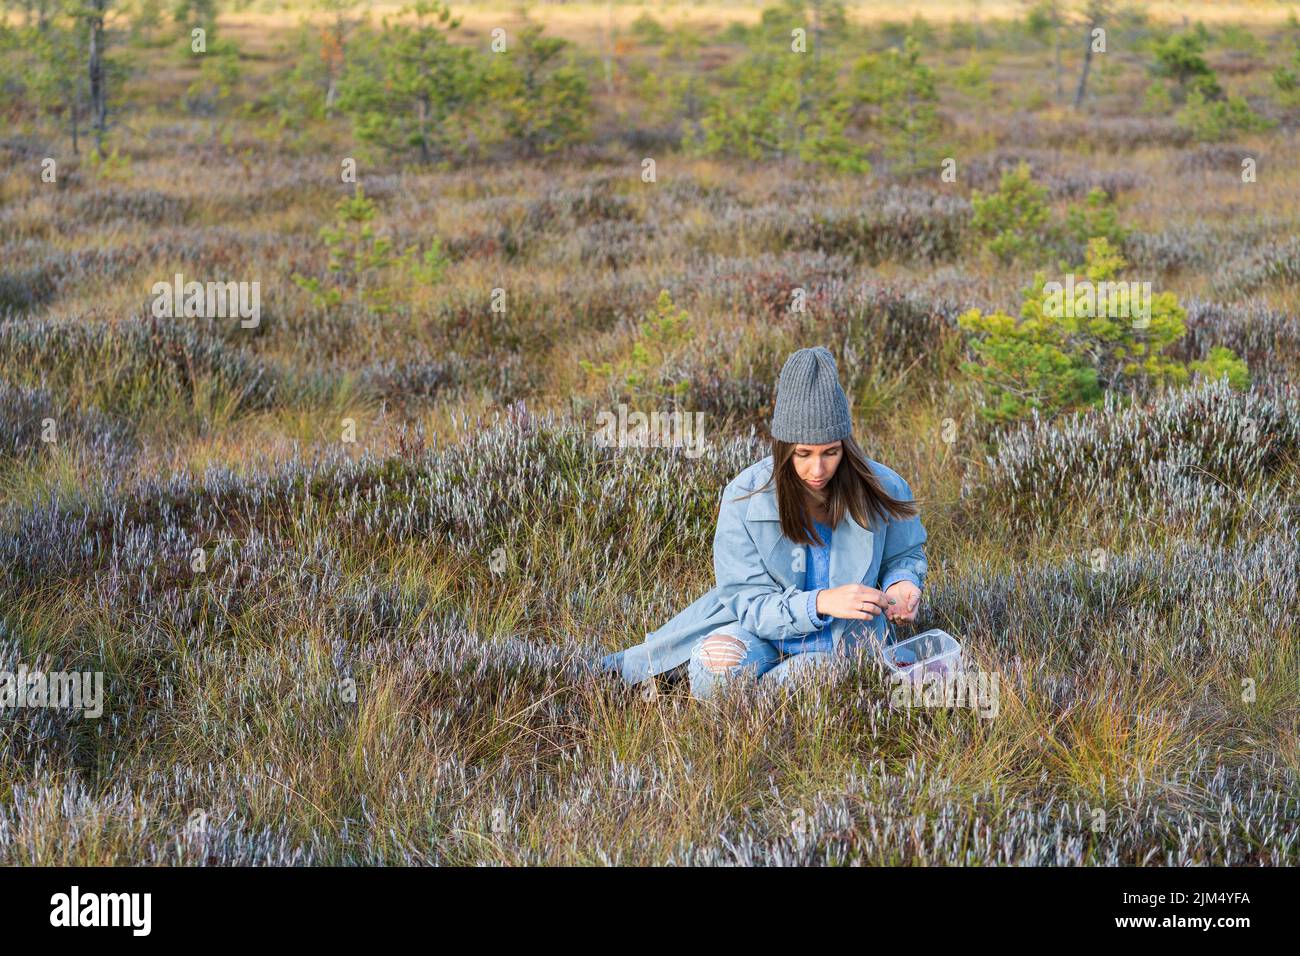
601, 455, 928, 685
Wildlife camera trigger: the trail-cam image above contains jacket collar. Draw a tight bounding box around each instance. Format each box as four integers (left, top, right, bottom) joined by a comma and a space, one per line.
743, 476, 876, 589
744, 481, 780, 521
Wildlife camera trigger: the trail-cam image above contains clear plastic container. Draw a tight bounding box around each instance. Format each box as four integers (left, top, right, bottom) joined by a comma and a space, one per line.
880, 628, 962, 684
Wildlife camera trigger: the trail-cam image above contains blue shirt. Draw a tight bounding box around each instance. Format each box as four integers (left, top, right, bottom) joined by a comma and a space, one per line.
774, 520, 835, 655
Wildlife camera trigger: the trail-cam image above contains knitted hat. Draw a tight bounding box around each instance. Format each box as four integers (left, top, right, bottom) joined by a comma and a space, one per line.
770, 347, 852, 444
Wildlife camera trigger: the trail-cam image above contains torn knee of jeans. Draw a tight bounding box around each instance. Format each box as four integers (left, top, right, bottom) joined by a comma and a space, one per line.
699, 633, 747, 673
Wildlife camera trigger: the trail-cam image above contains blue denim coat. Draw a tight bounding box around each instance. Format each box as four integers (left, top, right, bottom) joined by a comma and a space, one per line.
602, 455, 928, 685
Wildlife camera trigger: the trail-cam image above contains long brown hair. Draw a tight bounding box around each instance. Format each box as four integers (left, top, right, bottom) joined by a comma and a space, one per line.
749, 434, 918, 546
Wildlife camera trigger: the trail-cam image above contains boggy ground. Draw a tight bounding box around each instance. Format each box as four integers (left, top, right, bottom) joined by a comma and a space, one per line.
0, 2, 1296, 864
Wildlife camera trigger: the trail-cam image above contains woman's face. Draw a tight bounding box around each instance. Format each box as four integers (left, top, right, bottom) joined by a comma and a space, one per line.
791, 441, 843, 493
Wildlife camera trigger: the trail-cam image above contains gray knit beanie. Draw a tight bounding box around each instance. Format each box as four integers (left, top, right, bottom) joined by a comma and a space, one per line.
770, 347, 852, 444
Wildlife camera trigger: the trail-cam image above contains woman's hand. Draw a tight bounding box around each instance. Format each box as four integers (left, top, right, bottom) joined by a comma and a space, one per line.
816, 584, 893, 620
884, 580, 921, 623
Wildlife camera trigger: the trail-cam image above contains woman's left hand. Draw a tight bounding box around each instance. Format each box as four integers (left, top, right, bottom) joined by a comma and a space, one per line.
883, 580, 921, 623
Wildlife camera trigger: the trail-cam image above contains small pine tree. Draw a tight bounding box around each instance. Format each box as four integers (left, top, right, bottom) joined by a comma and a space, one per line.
337, 1, 481, 164
4, 10, 84, 149
959, 238, 1247, 422
1177, 88, 1275, 142
698, 49, 868, 172
853, 35, 941, 173
185, 36, 242, 122
1151, 32, 1221, 101
293, 187, 400, 314
970, 161, 1051, 265
292, 187, 450, 314
580, 291, 693, 406
1063, 187, 1128, 260
637, 26, 706, 140
486, 21, 591, 156
1273, 48, 1300, 108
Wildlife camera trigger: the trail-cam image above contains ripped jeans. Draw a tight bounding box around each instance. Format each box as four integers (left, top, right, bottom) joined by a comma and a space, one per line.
686, 627, 844, 700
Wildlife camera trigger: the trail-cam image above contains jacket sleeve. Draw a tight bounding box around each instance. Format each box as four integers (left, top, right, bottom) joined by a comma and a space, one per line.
713, 488, 820, 642
877, 475, 928, 592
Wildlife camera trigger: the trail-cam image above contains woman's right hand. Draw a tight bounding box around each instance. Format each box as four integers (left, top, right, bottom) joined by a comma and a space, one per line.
815, 584, 894, 620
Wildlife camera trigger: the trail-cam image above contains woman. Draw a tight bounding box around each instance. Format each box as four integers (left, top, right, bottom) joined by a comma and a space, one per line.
601, 346, 928, 699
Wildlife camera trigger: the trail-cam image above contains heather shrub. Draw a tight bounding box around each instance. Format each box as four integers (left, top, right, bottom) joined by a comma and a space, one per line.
656, 181, 949, 264
1123, 220, 1279, 277
354, 355, 455, 405
826, 283, 961, 378
664, 282, 960, 427
964, 149, 1066, 193
1179, 299, 1300, 377
971, 379, 1300, 537
0, 316, 281, 422
571, 219, 658, 269
993, 113, 1193, 151
0, 264, 60, 316
799, 186, 970, 263
1174, 143, 1263, 173
2, 398, 1297, 865
0, 413, 758, 626
1211, 237, 1300, 298
1123, 226, 1213, 274
0, 379, 130, 460
964, 151, 1142, 202
3, 5, 1298, 870
3, 414, 1296, 864
668, 251, 852, 320
489, 182, 638, 262
66, 187, 192, 227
